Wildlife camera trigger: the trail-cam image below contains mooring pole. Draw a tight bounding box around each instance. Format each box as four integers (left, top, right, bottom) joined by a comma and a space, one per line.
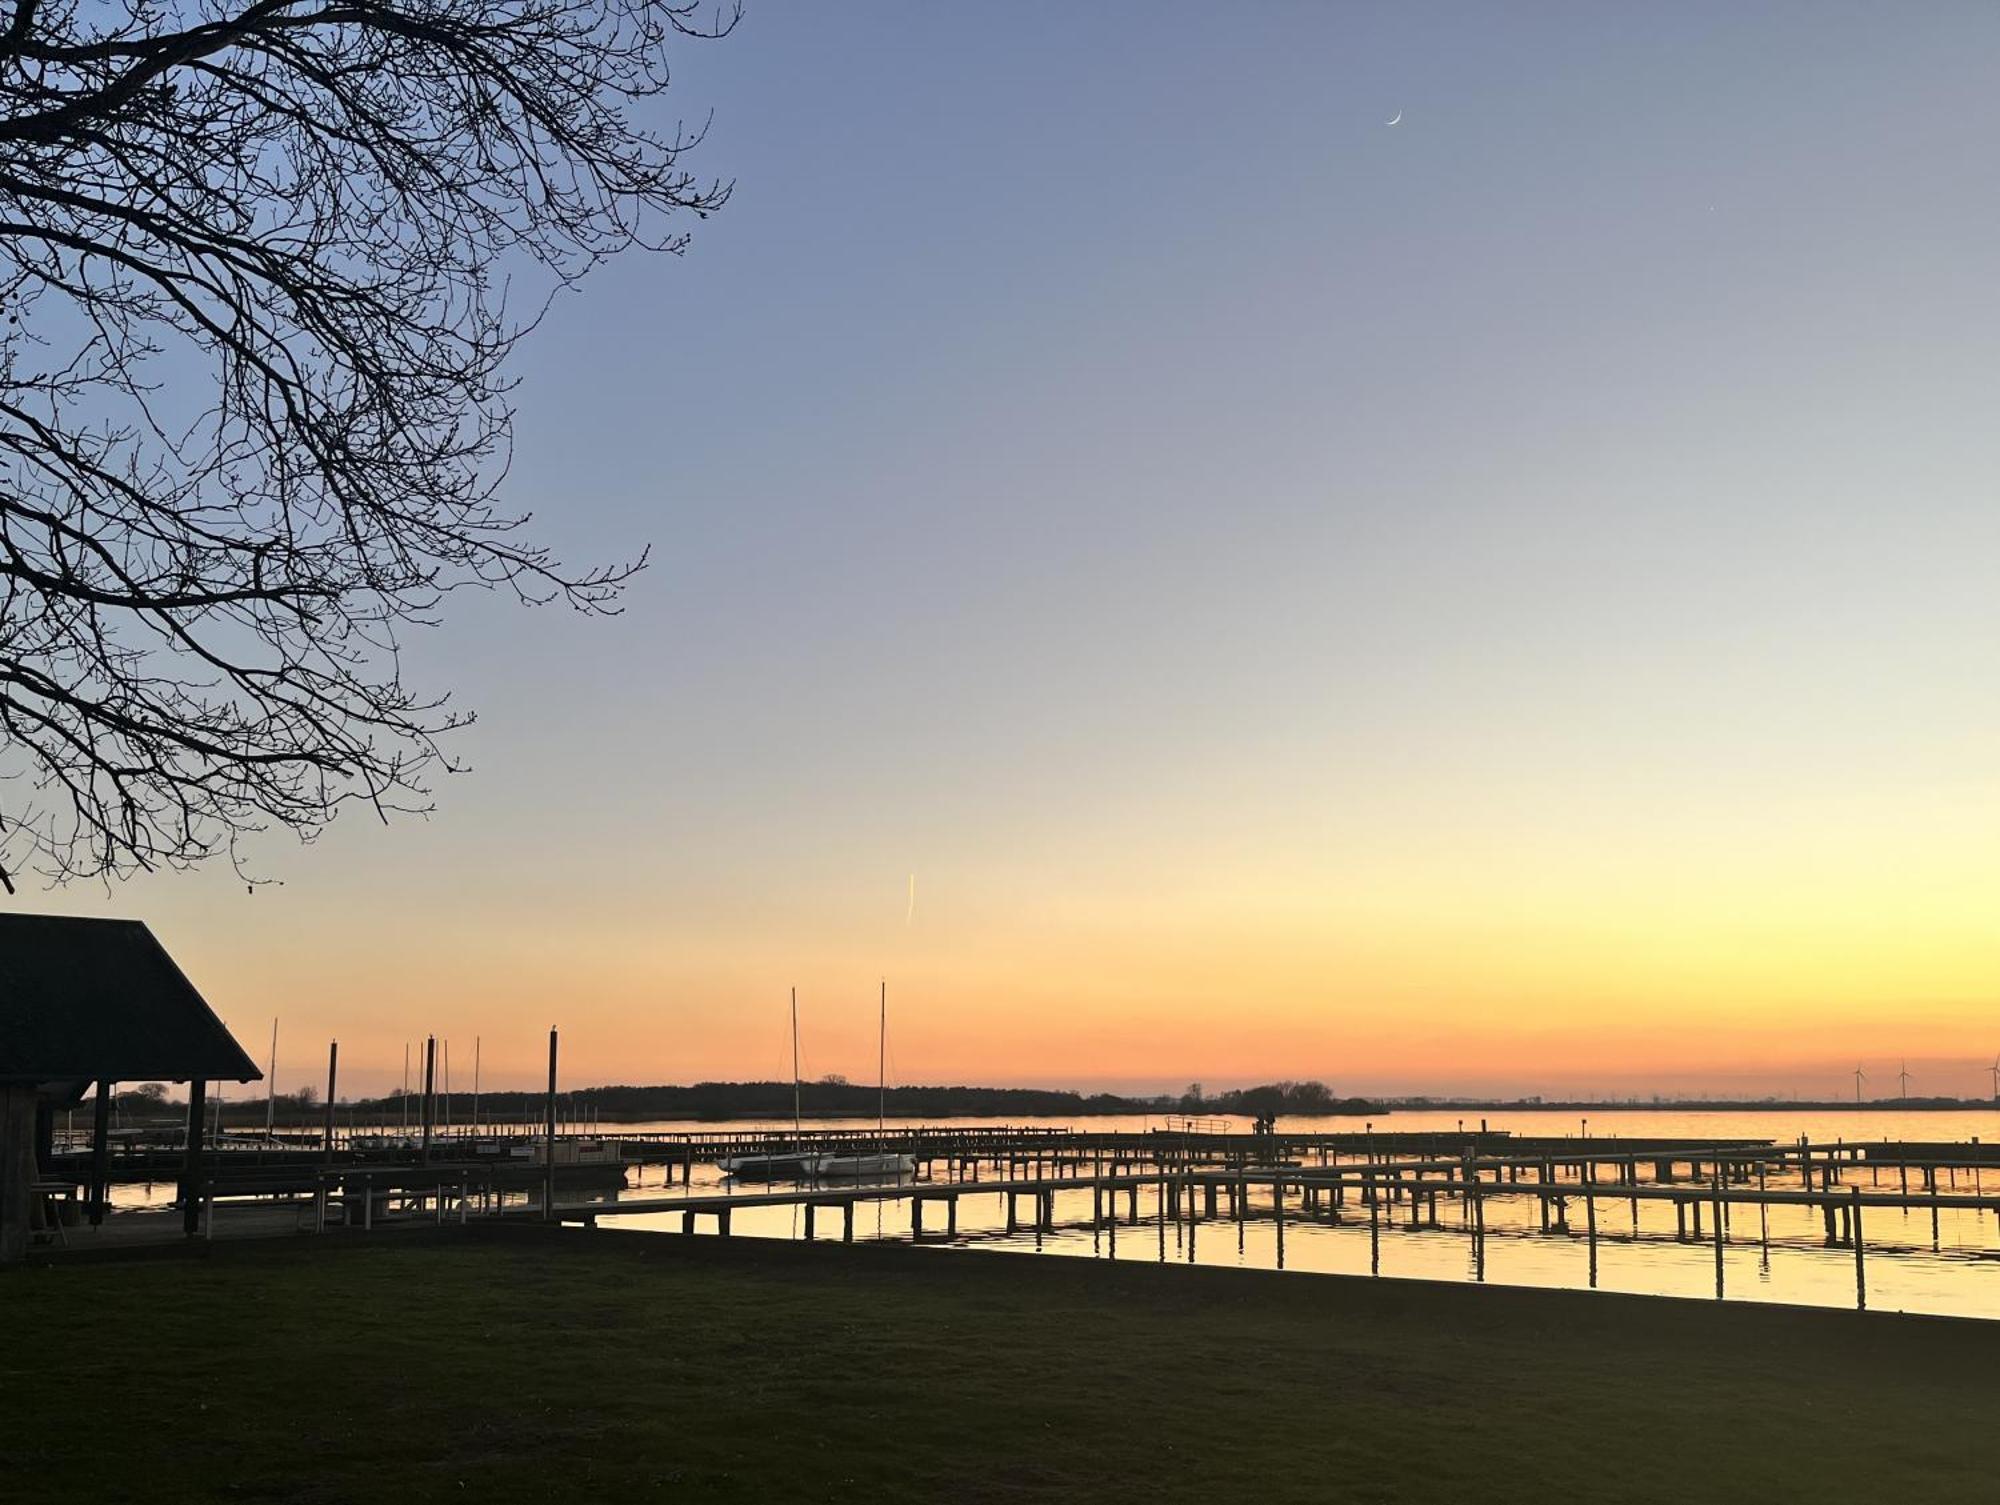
1852, 1185, 1866, 1311
543, 1028, 559, 1220
323, 1040, 338, 1161
1273, 1175, 1284, 1268
1369, 1173, 1381, 1275
1711, 1167, 1725, 1299
1586, 1183, 1598, 1289
1474, 1183, 1486, 1281
1758, 1161, 1769, 1256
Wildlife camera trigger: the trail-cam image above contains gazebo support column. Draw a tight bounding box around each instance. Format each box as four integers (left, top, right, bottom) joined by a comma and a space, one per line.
181, 1079, 208, 1237
32, 1098, 53, 1178
89, 1080, 113, 1226
0, 1085, 36, 1263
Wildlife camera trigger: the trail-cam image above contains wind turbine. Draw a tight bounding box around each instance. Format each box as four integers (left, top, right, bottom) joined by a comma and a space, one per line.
1898, 1060, 1912, 1100
1988, 1053, 1999, 1103
1852, 1064, 1866, 1107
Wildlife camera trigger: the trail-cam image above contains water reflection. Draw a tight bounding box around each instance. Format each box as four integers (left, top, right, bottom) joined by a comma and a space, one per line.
101, 1105, 2000, 1317
594, 1106, 2000, 1319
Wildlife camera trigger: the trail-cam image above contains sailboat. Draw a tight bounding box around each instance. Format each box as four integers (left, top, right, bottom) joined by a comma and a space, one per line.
721, 989, 817, 1180
814, 980, 916, 1179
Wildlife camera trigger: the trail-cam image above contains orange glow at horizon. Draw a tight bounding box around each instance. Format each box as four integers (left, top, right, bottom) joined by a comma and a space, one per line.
91, 770, 2000, 1102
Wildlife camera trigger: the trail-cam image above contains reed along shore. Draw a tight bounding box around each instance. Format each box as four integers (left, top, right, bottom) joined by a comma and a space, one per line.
10, 1227, 1993, 1503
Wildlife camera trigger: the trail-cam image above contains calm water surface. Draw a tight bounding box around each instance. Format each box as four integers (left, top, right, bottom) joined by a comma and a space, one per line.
593, 1108, 2000, 1319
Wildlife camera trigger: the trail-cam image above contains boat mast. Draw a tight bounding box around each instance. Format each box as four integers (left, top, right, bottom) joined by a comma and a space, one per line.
877, 979, 886, 1140
264, 1017, 278, 1144
791, 987, 802, 1142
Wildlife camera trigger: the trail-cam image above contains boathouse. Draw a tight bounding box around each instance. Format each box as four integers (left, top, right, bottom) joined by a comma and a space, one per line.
0, 915, 261, 1260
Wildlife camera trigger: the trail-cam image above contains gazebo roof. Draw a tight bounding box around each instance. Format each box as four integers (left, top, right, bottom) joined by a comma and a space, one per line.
0, 914, 261, 1085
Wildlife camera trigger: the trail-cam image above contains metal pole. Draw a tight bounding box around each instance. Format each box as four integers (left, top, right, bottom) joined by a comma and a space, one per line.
420, 1036, 436, 1159
544, 1028, 559, 1220
263, 1018, 278, 1144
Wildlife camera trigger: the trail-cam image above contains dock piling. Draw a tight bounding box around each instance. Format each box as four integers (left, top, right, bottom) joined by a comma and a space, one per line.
1852, 1187, 1866, 1311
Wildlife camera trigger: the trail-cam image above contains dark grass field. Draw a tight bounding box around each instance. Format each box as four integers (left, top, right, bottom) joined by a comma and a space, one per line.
7, 1226, 1993, 1502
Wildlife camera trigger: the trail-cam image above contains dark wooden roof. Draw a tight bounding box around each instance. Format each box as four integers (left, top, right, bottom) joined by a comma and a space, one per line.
0, 914, 261, 1084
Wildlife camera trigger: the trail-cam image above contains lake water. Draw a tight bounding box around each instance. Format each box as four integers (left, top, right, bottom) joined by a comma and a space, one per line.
589, 1107, 2000, 1319
101, 1104, 2000, 1316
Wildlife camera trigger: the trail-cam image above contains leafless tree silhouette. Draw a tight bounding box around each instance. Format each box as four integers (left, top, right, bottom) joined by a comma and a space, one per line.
0, 0, 733, 886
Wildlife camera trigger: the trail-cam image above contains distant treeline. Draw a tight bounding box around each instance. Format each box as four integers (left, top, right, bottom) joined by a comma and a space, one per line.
85, 1078, 1382, 1124
437, 1078, 1376, 1122
452, 1081, 1158, 1122
1176, 1081, 1374, 1118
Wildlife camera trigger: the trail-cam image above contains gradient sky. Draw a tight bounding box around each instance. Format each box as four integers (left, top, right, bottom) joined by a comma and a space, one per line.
33, 3, 2000, 1099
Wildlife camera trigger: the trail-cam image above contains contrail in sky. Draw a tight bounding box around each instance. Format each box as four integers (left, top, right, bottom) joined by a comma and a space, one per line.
907, 873, 915, 925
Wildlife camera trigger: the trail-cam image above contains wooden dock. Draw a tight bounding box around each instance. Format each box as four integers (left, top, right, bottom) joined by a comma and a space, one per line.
42, 1122, 2000, 1313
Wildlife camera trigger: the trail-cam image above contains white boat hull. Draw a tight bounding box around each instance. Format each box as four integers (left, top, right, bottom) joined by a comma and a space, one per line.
721, 1153, 816, 1180
814, 1152, 915, 1179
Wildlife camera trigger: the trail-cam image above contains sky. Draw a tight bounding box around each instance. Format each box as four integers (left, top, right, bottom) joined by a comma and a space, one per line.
29, 2, 2000, 1100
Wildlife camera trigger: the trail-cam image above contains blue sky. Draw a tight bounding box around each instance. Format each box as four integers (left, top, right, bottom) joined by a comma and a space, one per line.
43, 3, 2000, 1097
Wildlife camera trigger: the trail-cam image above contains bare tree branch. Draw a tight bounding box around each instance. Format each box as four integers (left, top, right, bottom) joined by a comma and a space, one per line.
0, 0, 734, 882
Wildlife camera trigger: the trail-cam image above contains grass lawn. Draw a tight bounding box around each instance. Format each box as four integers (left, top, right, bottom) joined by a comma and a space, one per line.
6, 1226, 1993, 1502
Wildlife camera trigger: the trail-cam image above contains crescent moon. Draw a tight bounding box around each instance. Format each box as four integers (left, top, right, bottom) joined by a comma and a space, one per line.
1385, 111, 1402, 126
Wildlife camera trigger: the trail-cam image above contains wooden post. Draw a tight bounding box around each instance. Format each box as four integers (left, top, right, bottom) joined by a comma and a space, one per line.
1369, 1174, 1380, 1275
1711, 1167, 1725, 1300
1852, 1187, 1866, 1310
1585, 1185, 1598, 1289
1474, 1184, 1485, 1281
543, 1028, 558, 1220
88, 1079, 112, 1227
1758, 1162, 1769, 1254
180, 1079, 207, 1237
